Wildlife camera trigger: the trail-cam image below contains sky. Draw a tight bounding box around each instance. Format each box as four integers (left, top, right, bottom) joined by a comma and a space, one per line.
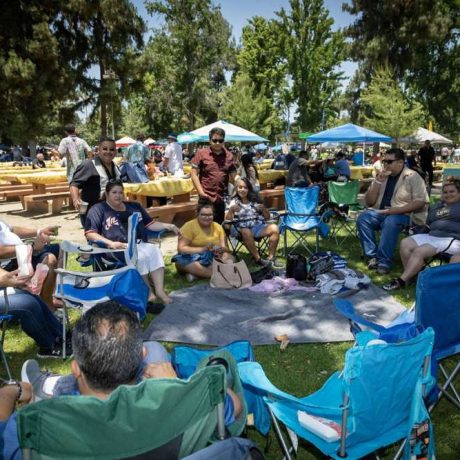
132, 0, 357, 82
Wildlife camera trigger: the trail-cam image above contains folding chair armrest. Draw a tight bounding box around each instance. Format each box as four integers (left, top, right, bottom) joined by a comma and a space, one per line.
60, 240, 126, 256
55, 265, 132, 278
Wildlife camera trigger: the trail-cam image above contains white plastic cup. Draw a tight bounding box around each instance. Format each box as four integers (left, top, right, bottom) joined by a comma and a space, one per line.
79, 201, 89, 214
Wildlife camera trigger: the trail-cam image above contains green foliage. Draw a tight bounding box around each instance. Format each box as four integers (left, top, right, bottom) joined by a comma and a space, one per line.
360, 66, 425, 139
219, 74, 283, 140
276, 0, 345, 132
344, 0, 460, 138
143, 0, 236, 134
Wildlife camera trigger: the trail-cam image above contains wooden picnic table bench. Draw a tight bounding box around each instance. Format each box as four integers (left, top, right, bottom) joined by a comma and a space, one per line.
1, 184, 69, 203
259, 188, 285, 210
23, 191, 70, 214
146, 200, 197, 226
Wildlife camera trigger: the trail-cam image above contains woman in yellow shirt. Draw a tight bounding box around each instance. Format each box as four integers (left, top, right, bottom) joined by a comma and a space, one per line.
173, 200, 233, 281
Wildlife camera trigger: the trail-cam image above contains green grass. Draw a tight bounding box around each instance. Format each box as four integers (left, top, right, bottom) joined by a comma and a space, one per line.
4, 230, 460, 459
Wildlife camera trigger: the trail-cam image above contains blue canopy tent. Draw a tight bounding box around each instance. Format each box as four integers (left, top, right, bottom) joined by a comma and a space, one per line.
254, 143, 268, 150
307, 123, 392, 143
177, 132, 202, 144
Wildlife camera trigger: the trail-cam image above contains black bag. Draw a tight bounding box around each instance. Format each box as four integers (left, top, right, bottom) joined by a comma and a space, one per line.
286, 254, 307, 281
250, 266, 279, 284
306, 252, 335, 280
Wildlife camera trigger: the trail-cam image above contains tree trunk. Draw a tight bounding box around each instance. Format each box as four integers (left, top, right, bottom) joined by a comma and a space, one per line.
29, 141, 36, 159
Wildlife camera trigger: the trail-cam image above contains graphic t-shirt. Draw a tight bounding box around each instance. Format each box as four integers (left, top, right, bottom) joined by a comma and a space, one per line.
427, 200, 460, 238
85, 201, 153, 242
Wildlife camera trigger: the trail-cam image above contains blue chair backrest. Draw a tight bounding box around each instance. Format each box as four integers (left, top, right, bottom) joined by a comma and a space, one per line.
344, 328, 434, 444
172, 340, 255, 379
284, 186, 320, 231
415, 263, 460, 361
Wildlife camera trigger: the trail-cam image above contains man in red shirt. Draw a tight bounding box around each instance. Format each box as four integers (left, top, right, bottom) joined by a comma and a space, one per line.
191, 127, 236, 223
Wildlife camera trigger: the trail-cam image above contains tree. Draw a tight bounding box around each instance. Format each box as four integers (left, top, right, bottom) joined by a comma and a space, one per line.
0, 1, 71, 149
55, 0, 146, 137
276, 0, 346, 132
219, 74, 283, 139
144, 0, 235, 133
344, 0, 460, 137
360, 66, 424, 140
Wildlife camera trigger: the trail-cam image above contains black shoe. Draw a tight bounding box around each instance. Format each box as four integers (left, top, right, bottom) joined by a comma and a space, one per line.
147, 302, 166, 314
367, 257, 379, 270
255, 257, 272, 267
382, 278, 405, 291
37, 336, 72, 359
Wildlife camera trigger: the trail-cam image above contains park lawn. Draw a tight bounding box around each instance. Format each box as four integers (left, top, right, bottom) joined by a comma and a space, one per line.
3, 228, 460, 459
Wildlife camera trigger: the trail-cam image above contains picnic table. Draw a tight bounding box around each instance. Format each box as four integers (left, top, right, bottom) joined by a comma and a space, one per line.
258, 169, 287, 189
350, 166, 374, 180
124, 177, 194, 207
256, 159, 274, 170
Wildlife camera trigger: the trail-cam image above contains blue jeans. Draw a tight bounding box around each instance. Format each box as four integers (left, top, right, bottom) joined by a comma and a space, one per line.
356, 210, 409, 269
0, 289, 62, 348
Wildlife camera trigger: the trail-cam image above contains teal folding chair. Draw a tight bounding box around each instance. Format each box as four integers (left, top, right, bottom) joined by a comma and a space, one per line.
239, 328, 435, 459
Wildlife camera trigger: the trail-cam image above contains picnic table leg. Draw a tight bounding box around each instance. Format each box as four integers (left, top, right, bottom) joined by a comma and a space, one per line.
171, 192, 191, 203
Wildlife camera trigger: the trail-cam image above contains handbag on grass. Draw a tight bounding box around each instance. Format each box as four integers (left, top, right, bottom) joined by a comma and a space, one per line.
210, 259, 252, 289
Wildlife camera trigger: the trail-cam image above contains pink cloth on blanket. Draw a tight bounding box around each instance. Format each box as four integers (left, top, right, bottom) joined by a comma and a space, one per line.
249, 276, 317, 294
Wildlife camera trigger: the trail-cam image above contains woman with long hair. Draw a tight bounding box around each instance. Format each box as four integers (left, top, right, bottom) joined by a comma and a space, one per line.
84, 179, 179, 304
225, 178, 281, 267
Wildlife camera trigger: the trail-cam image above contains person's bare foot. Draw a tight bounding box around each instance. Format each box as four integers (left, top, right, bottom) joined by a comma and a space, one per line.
157, 293, 172, 304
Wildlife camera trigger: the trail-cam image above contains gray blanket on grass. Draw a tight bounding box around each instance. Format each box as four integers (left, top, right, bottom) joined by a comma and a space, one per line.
144, 283, 406, 346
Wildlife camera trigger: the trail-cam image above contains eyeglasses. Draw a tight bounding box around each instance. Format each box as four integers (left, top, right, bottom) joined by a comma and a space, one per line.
199, 213, 214, 218
211, 138, 224, 144
382, 159, 397, 165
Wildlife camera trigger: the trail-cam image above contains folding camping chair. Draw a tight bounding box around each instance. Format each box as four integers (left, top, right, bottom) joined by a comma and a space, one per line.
335, 262, 460, 413
171, 340, 255, 437
280, 186, 329, 256
238, 328, 435, 460
320, 180, 361, 245
223, 211, 280, 259
18, 366, 228, 459
54, 212, 149, 358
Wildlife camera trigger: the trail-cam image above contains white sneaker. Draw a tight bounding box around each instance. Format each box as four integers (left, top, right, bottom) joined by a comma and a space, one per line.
185, 273, 197, 283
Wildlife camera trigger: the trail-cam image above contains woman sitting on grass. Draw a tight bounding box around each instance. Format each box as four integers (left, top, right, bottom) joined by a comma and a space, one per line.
172, 199, 233, 282
384, 179, 460, 291
84, 179, 180, 304
225, 178, 281, 267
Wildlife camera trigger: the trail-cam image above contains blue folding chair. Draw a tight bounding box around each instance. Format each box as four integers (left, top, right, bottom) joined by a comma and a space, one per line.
335, 263, 460, 413
279, 186, 329, 256
54, 213, 148, 358
239, 328, 435, 460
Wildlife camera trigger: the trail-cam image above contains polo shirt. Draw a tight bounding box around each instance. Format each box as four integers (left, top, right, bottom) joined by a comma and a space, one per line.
191, 147, 235, 202
180, 219, 225, 247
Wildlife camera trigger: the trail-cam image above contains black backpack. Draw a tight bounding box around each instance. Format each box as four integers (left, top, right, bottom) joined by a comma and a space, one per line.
286, 254, 307, 281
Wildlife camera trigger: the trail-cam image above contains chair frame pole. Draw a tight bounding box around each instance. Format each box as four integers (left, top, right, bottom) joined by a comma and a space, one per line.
216, 402, 226, 440
0, 289, 12, 380
338, 393, 349, 458
268, 407, 292, 460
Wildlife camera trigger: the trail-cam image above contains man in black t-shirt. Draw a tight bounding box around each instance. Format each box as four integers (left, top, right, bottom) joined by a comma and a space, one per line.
417, 140, 436, 187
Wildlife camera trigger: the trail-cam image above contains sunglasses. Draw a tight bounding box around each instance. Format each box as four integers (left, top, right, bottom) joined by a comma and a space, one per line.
383, 159, 398, 165
199, 213, 214, 218
211, 138, 225, 144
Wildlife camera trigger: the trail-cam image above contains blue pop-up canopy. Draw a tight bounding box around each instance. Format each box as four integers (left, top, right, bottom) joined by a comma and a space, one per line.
307, 123, 392, 143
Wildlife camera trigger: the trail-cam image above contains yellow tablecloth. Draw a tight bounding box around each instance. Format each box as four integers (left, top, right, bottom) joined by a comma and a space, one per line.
350, 166, 374, 180
14, 171, 67, 185
258, 169, 287, 184
123, 177, 193, 197
256, 159, 274, 171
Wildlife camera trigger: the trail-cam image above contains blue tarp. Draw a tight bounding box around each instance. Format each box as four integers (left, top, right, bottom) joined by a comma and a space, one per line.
308, 123, 392, 143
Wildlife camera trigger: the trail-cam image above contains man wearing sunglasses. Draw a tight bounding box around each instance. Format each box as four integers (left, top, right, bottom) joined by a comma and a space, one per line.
191, 127, 236, 223
356, 148, 428, 274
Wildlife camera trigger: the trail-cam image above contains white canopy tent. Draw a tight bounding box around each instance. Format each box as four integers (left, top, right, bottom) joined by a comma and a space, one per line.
399, 127, 453, 145
143, 137, 156, 145
189, 120, 268, 142
115, 136, 136, 148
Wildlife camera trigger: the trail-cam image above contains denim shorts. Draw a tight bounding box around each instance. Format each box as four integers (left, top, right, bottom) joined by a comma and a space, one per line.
2, 243, 60, 271
171, 250, 214, 267
231, 222, 267, 239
